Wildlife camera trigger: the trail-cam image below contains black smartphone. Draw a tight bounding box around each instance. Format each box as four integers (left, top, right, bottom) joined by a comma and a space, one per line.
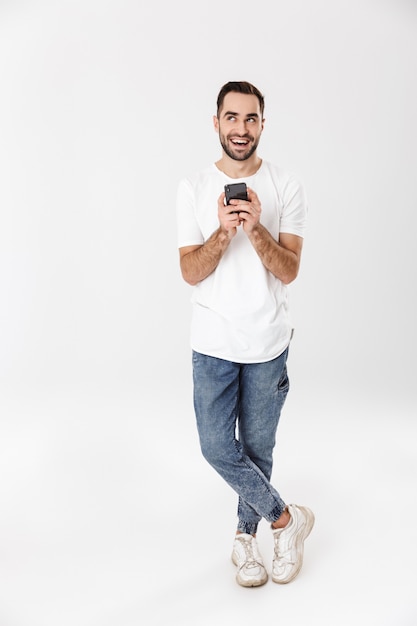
224, 182, 248, 205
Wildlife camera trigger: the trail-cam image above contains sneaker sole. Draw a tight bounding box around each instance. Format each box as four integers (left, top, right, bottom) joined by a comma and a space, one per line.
272, 506, 315, 584
231, 552, 268, 587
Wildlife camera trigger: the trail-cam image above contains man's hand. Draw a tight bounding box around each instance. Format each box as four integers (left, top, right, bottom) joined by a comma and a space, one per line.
218, 191, 242, 239
227, 187, 261, 234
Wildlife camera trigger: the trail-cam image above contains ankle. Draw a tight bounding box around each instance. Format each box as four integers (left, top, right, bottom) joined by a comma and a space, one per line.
271, 508, 290, 530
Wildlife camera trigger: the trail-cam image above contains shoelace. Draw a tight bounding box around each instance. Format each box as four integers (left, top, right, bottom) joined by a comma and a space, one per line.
273, 533, 295, 565
235, 536, 263, 570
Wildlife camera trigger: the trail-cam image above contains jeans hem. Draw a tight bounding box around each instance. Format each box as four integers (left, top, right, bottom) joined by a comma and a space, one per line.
266, 502, 286, 524
237, 521, 259, 535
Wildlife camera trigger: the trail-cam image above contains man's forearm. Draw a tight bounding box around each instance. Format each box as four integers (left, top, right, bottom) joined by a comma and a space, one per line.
180, 228, 232, 285
247, 224, 299, 284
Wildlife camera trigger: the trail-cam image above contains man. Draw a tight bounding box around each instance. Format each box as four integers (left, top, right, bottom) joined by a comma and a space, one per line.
176, 81, 314, 588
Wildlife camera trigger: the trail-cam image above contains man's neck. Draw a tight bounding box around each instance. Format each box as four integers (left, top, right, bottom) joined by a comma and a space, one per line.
215, 155, 262, 179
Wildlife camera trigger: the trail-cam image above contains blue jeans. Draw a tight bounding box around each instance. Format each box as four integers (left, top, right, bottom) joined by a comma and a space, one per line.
192, 348, 289, 535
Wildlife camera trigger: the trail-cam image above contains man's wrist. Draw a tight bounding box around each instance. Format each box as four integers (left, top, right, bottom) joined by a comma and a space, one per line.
247, 223, 265, 242
218, 226, 234, 244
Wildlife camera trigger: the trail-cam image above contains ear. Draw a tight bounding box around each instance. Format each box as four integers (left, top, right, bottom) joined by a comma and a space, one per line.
213, 115, 219, 132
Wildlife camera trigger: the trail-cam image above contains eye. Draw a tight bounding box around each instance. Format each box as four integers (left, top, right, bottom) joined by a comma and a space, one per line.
227, 115, 236, 121
247, 117, 256, 123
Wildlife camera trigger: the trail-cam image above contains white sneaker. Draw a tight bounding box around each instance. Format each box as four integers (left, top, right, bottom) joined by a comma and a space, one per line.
231, 533, 268, 587
272, 504, 315, 584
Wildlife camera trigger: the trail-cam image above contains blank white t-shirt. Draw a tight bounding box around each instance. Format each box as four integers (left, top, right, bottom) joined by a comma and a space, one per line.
176, 161, 308, 363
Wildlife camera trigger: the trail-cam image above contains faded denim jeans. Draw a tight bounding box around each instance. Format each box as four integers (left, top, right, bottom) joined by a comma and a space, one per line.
192, 347, 289, 535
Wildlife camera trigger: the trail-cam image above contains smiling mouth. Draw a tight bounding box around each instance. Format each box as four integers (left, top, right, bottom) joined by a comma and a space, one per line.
230, 137, 250, 147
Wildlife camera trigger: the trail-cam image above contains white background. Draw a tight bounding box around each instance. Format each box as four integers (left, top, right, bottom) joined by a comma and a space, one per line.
0, 1, 416, 625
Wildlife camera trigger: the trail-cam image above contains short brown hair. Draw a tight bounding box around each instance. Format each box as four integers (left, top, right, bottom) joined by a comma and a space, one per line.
216, 81, 265, 117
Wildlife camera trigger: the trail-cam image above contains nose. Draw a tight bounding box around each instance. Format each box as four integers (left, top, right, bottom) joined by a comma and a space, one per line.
236, 119, 248, 135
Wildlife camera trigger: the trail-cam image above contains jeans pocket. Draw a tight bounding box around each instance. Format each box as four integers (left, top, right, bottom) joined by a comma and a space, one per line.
277, 366, 290, 396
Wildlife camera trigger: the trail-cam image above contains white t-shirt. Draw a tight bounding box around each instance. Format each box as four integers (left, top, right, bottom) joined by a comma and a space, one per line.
176, 161, 308, 363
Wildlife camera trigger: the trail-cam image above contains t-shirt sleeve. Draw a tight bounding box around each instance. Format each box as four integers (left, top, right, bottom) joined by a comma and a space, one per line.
279, 173, 308, 238
176, 178, 205, 248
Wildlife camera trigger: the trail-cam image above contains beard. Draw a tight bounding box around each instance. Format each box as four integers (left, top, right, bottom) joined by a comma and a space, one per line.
219, 133, 260, 161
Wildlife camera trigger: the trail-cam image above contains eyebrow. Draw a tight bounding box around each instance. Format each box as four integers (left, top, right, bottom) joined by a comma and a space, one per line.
222, 110, 260, 119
